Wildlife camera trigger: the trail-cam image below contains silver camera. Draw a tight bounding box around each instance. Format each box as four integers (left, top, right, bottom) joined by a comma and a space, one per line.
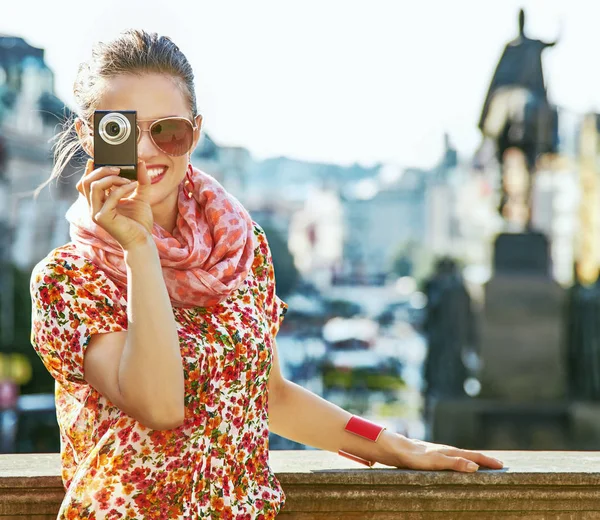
93, 110, 137, 180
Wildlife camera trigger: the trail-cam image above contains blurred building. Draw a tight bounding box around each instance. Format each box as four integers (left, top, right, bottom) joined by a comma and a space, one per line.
242, 156, 380, 211
425, 134, 459, 258
192, 138, 252, 204
338, 135, 483, 282
288, 186, 344, 290
341, 167, 428, 281
0, 35, 77, 269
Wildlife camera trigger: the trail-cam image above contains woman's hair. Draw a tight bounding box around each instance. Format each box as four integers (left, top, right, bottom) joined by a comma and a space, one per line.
38, 29, 198, 195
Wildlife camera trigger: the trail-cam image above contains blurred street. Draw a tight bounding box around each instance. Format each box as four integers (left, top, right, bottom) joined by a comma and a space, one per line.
0, 3, 599, 453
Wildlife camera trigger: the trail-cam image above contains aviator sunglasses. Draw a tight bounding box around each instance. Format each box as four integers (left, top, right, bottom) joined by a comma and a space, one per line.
87, 114, 200, 157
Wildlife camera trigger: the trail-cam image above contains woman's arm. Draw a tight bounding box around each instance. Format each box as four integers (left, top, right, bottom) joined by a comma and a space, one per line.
84, 237, 184, 431
120, 237, 184, 424
268, 342, 503, 472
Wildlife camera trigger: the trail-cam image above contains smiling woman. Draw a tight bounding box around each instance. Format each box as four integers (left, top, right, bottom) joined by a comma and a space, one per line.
28, 29, 502, 520
75, 73, 202, 232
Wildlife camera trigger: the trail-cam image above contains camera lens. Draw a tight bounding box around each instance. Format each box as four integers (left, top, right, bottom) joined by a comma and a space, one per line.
107, 123, 121, 137
99, 113, 131, 145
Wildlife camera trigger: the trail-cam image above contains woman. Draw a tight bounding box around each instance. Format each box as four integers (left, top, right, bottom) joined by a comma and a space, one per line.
30, 30, 503, 519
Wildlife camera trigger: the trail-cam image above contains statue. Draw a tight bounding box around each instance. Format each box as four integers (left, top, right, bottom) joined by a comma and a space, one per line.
478, 9, 559, 229
479, 9, 557, 134
423, 258, 477, 402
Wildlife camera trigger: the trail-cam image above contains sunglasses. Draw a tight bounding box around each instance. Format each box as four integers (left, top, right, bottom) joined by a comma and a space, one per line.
136, 117, 199, 156
88, 115, 199, 157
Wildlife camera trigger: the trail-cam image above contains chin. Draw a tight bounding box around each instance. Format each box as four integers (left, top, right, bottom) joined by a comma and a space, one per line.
148, 182, 180, 204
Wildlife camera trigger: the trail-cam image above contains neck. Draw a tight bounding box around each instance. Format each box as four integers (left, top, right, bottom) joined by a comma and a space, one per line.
152, 191, 179, 235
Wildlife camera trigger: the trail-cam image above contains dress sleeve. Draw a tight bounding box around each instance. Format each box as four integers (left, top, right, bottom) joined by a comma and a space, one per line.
252, 225, 288, 339
30, 249, 128, 387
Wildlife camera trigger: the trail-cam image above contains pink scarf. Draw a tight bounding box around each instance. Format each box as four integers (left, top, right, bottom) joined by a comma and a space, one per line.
66, 166, 256, 308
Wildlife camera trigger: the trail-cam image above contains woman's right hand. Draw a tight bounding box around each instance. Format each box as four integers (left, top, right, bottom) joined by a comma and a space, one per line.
76, 159, 154, 251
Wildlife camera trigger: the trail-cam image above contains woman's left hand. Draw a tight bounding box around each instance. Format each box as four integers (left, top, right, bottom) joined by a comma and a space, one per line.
385, 434, 504, 473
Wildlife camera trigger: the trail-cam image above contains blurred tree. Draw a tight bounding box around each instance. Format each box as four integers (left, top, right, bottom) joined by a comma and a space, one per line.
0, 265, 54, 394
261, 224, 299, 298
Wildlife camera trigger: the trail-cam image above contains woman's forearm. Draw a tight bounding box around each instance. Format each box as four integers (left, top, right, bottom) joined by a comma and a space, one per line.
118, 237, 184, 427
269, 380, 408, 466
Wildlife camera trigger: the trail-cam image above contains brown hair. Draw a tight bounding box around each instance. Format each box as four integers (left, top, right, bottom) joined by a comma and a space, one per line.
37, 29, 198, 195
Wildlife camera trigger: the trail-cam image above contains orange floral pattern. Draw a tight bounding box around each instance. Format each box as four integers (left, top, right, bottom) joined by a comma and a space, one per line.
30, 224, 287, 519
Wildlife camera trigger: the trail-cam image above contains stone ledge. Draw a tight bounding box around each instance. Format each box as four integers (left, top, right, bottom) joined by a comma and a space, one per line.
2, 451, 600, 518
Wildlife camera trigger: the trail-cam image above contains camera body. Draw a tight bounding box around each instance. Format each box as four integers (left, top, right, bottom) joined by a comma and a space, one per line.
93, 110, 137, 180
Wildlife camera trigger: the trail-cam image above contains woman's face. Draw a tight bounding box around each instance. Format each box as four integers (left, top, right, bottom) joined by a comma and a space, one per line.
85, 73, 201, 214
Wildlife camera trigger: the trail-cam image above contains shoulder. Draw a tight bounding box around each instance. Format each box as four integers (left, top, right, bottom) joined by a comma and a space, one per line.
33, 243, 84, 269
250, 222, 275, 281
32, 243, 97, 287
252, 221, 270, 252
30, 243, 124, 304
249, 222, 288, 327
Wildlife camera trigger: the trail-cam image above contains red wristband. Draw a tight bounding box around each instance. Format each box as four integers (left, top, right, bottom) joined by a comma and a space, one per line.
344, 415, 386, 442
338, 449, 374, 467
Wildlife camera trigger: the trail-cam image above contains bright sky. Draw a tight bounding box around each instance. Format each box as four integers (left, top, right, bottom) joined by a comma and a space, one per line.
2, 0, 599, 168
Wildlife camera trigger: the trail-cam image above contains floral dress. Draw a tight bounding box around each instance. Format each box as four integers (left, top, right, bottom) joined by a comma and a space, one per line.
30, 224, 288, 519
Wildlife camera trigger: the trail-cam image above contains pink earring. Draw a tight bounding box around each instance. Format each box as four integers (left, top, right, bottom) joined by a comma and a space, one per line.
184, 164, 195, 199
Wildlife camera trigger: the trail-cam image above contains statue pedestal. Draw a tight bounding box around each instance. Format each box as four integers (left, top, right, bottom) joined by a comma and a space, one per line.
480, 274, 565, 400
480, 232, 566, 400
481, 232, 566, 401
428, 233, 600, 449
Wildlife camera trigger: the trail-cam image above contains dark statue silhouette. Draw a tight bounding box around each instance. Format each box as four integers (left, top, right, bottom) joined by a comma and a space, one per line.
479, 9, 557, 135
423, 258, 477, 404
478, 9, 559, 227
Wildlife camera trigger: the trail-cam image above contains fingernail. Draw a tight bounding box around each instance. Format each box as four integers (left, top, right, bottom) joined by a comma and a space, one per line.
494, 459, 503, 466
467, 462, 479, 471
109, 167, 121, 172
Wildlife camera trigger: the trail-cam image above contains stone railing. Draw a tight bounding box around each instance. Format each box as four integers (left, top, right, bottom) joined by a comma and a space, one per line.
2, 451, 600, 518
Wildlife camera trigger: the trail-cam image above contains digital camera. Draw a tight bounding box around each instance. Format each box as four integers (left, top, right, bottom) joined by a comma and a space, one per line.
93, 110, 137, 180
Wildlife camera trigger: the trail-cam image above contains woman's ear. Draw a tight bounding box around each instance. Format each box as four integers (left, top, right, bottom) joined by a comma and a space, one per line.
190, 114, 203, 154
74, 117, 94, 158
194, 114, 203, 141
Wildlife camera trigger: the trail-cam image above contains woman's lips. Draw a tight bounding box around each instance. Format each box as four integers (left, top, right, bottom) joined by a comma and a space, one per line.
150, 172, 166, 185
147, 165, 168, 184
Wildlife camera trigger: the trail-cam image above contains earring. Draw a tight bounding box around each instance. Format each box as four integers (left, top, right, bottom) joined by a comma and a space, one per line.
184, 163, 195, 199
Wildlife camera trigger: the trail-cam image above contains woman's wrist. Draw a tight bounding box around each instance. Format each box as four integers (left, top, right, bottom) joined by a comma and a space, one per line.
338, 415, 414, 468
123, 235, 157, 262
376, 429, 414, 467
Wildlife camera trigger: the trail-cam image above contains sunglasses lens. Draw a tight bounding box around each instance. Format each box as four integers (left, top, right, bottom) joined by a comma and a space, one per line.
150, 119, 193, 156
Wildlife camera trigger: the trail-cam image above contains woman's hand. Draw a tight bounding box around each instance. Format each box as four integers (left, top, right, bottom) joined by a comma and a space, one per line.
76, 159, 154, 251
383, 433, 504, 473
